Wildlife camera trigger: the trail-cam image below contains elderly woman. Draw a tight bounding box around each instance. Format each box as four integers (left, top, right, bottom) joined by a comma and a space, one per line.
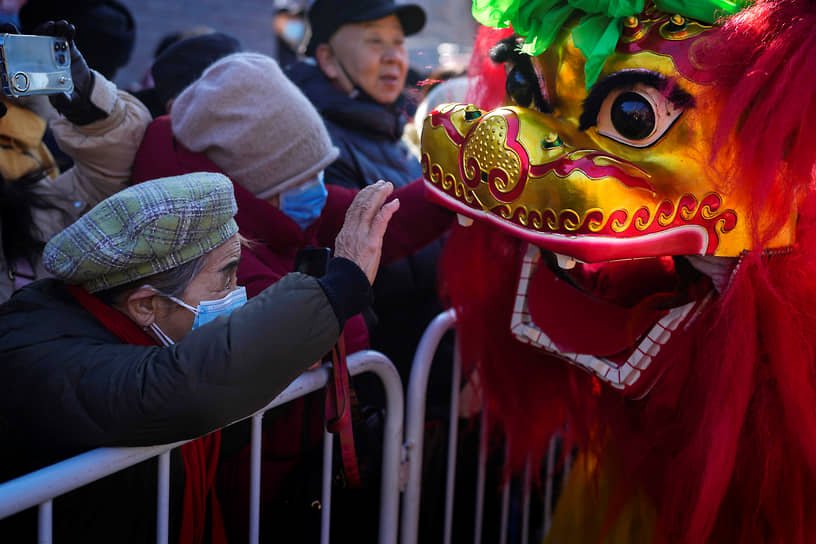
0, 172, 398, 542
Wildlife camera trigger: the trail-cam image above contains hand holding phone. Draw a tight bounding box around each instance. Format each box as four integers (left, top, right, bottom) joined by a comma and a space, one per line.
0, 32, 73, 97
0, 21, 105, 125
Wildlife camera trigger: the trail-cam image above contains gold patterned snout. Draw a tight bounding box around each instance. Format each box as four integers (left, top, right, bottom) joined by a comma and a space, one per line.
422, 103, 668, 237
422, 103, 587, 214
421, 103, 795, 260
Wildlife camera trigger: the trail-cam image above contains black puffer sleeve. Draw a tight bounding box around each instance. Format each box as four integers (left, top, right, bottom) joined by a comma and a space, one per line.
0, 265, 371, 458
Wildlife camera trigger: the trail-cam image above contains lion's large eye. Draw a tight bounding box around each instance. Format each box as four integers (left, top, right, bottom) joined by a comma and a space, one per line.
610, 92, 655, 140
596, 83, 683, 148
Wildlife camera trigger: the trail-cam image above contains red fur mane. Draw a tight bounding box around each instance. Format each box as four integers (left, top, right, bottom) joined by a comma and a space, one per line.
440, 3, 816, 541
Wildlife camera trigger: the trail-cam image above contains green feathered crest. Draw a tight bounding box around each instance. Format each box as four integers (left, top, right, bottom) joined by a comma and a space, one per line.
472, 0, 748, 88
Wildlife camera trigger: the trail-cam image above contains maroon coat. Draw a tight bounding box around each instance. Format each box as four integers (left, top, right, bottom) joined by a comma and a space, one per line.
132, 116, 452, 541
132, 115, 453, 353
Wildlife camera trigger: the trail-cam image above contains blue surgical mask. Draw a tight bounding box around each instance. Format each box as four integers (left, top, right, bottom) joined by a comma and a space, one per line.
279, 173, 328, 230
281, 19, 305, 45
169, 286, 248, 329
148, 286, 248, 345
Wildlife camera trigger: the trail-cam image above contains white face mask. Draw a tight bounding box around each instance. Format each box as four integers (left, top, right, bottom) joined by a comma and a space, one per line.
146, 286, 248, 346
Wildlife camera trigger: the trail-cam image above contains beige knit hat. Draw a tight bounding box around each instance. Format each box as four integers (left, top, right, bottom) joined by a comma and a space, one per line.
171, 52, 339, 199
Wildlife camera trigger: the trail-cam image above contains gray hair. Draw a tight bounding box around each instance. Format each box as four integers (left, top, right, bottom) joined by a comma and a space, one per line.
95, 253, 207, 306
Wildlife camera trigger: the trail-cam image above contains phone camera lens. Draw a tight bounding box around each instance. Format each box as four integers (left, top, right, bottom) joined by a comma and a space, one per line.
57, 53, 67, 65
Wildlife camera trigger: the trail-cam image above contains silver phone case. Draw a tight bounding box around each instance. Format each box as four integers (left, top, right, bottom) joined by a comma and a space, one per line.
0, 33, 73, 98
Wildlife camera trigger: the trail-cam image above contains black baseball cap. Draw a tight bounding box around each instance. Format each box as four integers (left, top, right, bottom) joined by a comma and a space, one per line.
306, 0, 426, 56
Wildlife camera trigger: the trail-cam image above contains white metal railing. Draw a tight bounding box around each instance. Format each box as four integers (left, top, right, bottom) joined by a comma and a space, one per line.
401, 309, 456, 544
401, 310, 568, 544
0, 350, 403, 544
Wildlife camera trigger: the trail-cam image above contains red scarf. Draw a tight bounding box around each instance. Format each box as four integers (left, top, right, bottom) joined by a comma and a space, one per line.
67, 285, 228, 544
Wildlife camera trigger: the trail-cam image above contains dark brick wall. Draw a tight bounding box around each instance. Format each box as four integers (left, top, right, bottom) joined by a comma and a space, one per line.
115, 0, 278, 89
114, 0, 476, 90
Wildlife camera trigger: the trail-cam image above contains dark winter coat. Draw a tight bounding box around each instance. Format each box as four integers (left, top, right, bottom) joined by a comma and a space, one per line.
0, 259, 370, 541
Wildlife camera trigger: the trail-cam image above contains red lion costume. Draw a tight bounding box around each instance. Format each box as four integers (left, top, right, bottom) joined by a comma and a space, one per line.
421, 0, 816, 541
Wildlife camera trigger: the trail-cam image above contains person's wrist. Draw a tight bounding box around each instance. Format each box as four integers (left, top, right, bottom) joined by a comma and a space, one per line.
316, 257, 373, 328
58, 99, 107, 126
51, 72, 107, 125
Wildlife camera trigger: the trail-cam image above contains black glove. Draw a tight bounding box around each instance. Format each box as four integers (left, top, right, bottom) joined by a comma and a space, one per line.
33, 21, 107, 125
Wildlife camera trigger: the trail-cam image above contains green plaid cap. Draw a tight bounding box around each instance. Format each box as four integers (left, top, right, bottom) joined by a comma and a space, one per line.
43, 172, 239, 293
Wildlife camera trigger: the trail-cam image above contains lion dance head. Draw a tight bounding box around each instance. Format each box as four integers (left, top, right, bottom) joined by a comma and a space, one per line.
423, 0, 816, 540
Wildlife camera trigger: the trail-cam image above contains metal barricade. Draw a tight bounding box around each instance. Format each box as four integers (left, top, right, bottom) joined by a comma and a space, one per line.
401, 310, 568, 544
0, 350, 403, 544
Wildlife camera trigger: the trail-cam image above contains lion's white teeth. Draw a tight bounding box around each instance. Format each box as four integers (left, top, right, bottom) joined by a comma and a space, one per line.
555, 253, 577, 270
457, 214, 474, 227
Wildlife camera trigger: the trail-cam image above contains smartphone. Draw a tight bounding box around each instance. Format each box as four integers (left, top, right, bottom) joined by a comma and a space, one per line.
0, 33, 73, 98
294, 246, 331, 277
